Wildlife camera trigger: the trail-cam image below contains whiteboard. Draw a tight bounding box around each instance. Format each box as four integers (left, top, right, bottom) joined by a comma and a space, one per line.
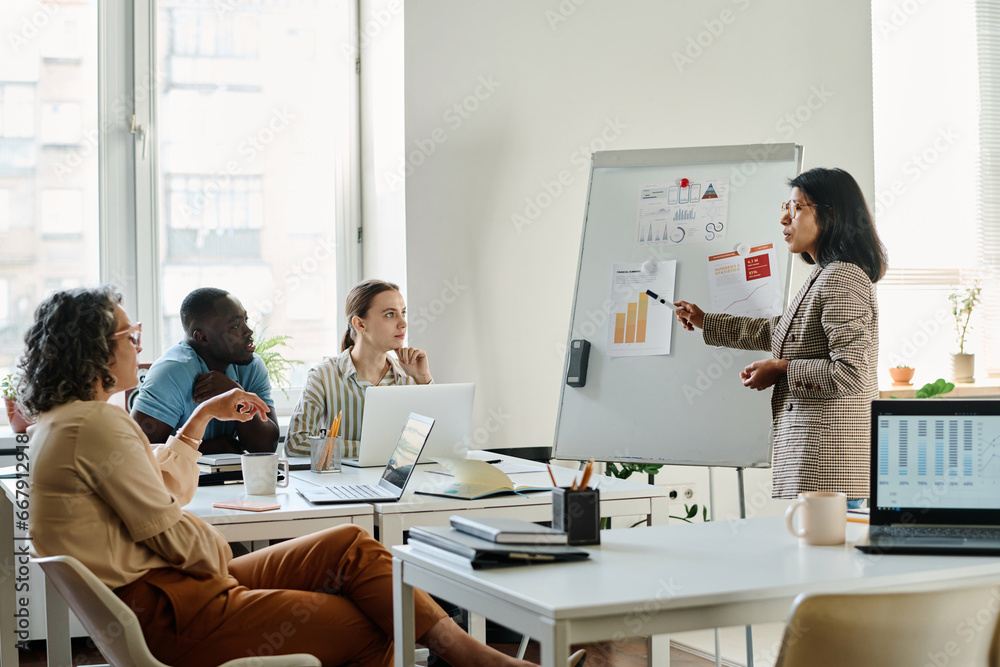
554, 144, 803, 468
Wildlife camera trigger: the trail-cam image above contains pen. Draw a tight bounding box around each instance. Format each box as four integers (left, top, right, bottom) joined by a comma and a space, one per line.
645, 290, 677, 309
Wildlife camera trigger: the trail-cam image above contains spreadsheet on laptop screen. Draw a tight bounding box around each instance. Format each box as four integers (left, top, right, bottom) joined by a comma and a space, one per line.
875, 413, 1000, 510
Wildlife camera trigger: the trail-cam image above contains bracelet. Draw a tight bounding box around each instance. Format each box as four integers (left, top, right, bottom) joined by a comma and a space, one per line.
175, 431, 202, 448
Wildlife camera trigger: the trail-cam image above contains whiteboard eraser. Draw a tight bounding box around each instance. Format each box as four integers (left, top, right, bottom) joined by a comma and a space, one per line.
566, 339, 591, 387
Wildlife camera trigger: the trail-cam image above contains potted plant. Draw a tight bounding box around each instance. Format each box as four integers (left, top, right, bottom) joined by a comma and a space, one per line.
253, 328, 303, 398
2, 373, 33, 434
888, 364, 915, 386
947, 281, 981, 383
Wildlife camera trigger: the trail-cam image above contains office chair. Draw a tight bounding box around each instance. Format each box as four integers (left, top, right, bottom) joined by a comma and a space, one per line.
35, 555, 321, 667
774, 584, 1000, 667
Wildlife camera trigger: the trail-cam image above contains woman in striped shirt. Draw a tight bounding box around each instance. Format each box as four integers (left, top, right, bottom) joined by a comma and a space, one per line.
286, 279, 434, 457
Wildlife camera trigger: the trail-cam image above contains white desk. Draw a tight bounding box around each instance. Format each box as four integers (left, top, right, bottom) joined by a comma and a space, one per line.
392, 516, 1000, 667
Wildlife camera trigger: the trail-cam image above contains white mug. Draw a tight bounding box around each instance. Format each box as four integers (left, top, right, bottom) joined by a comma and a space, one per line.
785, 491, 847, 546
241, 452, 290, 495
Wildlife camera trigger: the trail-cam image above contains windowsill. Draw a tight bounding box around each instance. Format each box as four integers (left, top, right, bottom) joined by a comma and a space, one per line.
878, 377, 1000, 399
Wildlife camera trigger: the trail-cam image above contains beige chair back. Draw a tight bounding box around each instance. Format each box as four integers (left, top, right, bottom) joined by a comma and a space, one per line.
775, 584, 1000, 667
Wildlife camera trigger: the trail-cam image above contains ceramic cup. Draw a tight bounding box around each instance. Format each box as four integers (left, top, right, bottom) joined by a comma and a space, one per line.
785, 491, 847, 546
241, 452, 290, 495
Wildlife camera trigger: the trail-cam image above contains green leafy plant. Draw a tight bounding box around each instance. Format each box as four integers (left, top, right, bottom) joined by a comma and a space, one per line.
948, 281, 982, 354
894, 364, 912, 369
914, 378, 955, 399
253, 329, 303, 398
604, 462, 708, 525
1, 373, 18, 401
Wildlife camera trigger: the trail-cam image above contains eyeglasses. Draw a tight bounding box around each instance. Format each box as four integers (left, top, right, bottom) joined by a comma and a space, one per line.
781, 200, 822, 218
110, 322, 142, 348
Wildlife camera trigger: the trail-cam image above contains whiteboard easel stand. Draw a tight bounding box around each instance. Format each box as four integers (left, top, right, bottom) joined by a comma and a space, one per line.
737, 467, 755, 667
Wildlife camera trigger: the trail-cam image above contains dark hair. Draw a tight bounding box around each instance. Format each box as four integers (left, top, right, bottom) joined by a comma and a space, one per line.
787, 167, 887, 283
342, 279, 400, 351
180, 287, 230, 337
17, 285, 123, 416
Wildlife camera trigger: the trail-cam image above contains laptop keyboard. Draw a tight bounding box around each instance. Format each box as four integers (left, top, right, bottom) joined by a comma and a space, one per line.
325, 484, 386, 499
881, 525, 1000, 540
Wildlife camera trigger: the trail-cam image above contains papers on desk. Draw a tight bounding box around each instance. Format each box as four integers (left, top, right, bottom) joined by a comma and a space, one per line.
408, 525, 589, 569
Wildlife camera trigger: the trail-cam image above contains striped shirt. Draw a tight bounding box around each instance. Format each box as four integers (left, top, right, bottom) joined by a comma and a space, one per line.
285, 348, 419, 457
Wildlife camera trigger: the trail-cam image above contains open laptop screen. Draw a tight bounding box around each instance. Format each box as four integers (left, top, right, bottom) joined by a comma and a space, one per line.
871, 399, 1000, 525
379, 413, 434, 492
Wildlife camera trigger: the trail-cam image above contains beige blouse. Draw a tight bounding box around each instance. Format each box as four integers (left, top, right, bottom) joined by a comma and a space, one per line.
28, 400, 231, 589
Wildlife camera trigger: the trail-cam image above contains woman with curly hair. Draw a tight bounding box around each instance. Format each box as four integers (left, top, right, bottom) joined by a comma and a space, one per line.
22, 286, 570, 667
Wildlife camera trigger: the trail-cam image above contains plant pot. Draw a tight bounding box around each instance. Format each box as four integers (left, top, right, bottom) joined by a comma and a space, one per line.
888, 367, 915, 385
4, 397, 33, 434
950, 353, 975, 384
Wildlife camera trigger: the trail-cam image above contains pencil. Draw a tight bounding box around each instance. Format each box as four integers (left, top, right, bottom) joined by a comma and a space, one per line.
846, 516, 869, 524
546, 464, 558, 487
579, 459, 595, 489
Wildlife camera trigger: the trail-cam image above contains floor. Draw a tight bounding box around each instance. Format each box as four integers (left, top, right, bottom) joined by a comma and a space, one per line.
17, 636, 717, 666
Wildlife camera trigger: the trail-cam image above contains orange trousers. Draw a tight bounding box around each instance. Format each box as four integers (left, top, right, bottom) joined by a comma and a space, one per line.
115, 524, 448, 667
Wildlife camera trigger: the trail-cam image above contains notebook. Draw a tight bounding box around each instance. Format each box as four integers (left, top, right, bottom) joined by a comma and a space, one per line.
345, 383, 474, 467
297, 413, 434, 504
856, 399, 1000, 555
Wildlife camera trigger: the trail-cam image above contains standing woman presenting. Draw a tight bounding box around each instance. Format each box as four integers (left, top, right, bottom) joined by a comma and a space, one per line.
675, 168, 887, 505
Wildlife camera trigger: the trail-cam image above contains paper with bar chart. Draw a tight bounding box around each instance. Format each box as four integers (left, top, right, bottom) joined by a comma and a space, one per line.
876, 415, 1000, 509
606, 261, 676, 357
706, 243, 782, 318
635, 177, 729, 247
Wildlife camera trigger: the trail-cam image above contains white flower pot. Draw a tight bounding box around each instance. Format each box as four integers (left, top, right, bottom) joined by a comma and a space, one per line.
950, 353, 975, 384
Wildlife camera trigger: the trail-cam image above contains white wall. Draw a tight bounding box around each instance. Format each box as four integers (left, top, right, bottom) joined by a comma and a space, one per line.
387, 0, 874, 520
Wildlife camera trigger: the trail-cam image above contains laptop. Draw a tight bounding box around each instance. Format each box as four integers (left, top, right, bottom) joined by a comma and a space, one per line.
857, 399, 1000, 555
297, 413, 434, 504
345, 383, 474, 468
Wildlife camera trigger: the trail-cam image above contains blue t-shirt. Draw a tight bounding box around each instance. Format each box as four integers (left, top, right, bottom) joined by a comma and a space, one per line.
132, 341, 274, 441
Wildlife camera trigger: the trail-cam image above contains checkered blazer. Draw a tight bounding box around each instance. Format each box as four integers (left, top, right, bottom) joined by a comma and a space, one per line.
703, 261, 878, 499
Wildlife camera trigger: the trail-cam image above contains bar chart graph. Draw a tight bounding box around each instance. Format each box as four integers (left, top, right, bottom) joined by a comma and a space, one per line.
876, 415, 1000, 508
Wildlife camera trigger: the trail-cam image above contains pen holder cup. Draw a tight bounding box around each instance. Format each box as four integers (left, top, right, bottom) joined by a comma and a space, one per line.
552, 487, 601, 546
308, 435, 343, 473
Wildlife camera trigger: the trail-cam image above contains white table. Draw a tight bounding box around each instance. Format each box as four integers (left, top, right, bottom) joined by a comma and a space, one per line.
392, 515, 1000, 667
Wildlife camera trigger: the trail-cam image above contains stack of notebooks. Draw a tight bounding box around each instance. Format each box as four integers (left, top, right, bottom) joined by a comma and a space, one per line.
408, 516, 591, 569
197, 453, 244, 486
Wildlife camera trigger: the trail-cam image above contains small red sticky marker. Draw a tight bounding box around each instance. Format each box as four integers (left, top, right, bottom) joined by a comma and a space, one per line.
680, 178, 690, 188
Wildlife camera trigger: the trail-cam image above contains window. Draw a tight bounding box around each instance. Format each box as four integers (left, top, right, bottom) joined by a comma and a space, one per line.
872, 0, 982, 381
153, 0, 357, 389
0, 85, 36, 138
0, 0, 359, 410
41, 102, 82, 145
0, 0, 99, 384
39, 189, 83, 236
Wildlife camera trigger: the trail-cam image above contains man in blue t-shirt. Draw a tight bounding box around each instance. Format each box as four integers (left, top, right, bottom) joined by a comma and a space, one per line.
131, 287, 280, 454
